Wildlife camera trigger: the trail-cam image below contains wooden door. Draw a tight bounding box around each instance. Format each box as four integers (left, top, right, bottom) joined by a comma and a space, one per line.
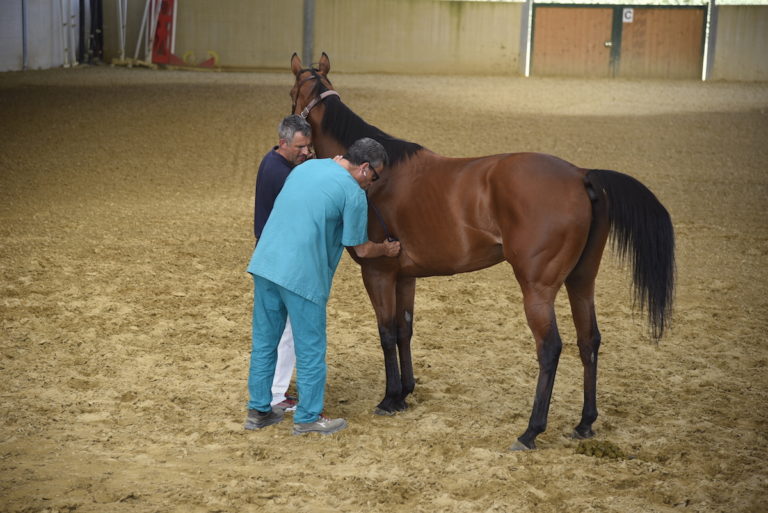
619, 8, 705, 79
532, 7, 614, 77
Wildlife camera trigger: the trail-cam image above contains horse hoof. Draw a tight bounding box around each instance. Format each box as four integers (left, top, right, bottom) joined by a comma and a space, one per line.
509, 440, 534, 451
373, 407, 397, 416
570, 428, 595, 440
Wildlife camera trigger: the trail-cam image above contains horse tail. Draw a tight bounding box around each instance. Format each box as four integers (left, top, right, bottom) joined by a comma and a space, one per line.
586, 169, 675, 340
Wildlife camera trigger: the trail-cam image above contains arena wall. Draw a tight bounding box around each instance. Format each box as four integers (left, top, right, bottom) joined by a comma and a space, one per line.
94, 0, 767, 81
314, 0, 523, 74
100, 0, 523, 74
710, 5, 768, 82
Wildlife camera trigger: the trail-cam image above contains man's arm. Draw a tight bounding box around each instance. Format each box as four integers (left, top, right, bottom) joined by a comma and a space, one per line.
351, 240, 401, 258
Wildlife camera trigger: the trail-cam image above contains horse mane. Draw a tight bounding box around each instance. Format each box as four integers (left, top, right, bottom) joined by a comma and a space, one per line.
304, 69, 423, 166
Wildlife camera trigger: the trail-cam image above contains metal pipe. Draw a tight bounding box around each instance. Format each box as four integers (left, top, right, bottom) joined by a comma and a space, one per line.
21, 0, 28, 69
145, 0, 153, 61
116, 0, 125, 60
524, 0, 533, 77
701, 0, 718, 82
303, 0, 315, 66
149, 0, 161, 62
134, 0, 150, 61
171, 0, 178, 55
78, 0, 85, 63
69, 0, 78, 65
61, 0, 70, 67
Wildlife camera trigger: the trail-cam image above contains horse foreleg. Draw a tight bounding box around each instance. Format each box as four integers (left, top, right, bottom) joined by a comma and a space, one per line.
395, 276, 416, 403
512, 286, 562, 451
361, 267, 405, 414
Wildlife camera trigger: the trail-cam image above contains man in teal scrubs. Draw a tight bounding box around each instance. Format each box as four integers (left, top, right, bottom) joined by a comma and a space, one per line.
245, 138, 400, 435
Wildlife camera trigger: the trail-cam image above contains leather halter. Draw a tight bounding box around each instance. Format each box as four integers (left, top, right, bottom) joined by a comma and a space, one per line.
300, 90, 340, 119
294, 71, 340, 119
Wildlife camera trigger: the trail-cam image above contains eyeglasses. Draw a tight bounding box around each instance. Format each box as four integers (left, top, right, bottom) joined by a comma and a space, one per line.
367, 163, 380, 182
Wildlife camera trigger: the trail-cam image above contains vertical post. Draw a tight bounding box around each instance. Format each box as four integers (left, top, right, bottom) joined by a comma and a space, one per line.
303, 0, 315, 66
148, 0, 160, 62
61, 0, 70, 67
701, 0, 718, 81
69, 0, 78, 65
78, 0, 85, 63
117, 0, 125, 61
609, 7, 624, 78
523, 0, 533, 77
171, 0, 178, 55
22, 0, 28, 69
134, 0, 150, 61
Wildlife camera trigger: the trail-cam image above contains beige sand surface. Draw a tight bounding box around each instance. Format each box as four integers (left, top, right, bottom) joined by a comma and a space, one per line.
1, 66, 767, 512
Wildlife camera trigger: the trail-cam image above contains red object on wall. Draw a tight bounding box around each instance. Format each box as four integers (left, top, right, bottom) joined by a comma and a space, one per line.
151, 0, 175, 64
150, 0, 218, 68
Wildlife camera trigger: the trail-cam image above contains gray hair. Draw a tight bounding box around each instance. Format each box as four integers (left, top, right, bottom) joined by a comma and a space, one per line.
343, 137, 389, 170
278, 114, 311, 142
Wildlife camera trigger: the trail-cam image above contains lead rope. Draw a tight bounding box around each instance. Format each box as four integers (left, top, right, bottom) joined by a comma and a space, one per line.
366, 193, 398, 242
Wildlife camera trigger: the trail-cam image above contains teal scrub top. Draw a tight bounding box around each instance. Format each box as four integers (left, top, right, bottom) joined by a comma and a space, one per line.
247, 158, 369, 305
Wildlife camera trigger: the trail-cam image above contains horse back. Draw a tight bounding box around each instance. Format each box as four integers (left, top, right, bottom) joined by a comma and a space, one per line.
369, 150, 592, 277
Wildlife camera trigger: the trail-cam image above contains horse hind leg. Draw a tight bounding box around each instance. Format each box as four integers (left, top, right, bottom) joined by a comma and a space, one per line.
511, 283, 563, 451
565, 273, 601, 439
565, 186, 609, 440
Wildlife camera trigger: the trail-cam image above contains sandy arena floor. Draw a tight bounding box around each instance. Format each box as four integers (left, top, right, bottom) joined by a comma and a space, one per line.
1, 65, 767, 513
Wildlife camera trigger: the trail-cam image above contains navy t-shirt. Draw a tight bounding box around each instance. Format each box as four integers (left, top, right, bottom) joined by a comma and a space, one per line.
254, 147, 293, 238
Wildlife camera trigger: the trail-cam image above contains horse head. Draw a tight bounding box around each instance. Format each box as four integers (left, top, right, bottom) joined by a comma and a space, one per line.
290, 53, 337, 119
289, 52, 424, 168
289, 53, 347, 159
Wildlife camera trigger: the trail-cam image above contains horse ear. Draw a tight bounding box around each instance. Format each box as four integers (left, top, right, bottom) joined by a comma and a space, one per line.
291, 52, 302, 77
318, 52, 330, 76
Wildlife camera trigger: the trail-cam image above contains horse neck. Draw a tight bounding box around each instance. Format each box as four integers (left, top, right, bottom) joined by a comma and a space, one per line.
309, 99, 426, 167
313, 132, 346, 160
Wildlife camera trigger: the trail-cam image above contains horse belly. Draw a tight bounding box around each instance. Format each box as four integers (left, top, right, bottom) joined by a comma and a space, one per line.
397, 237, 505, 277
394, 196, 506, 276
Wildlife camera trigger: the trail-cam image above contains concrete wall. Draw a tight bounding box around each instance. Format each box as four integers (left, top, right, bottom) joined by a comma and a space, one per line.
174, 0, 304, 70
315, 0, 523, 74
102, 0, 522, 74
711, 5, 768, 81
99, 0, 766, 81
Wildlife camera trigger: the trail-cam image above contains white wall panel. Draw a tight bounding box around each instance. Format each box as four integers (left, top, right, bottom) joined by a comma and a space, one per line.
712, 5, 768, 81
0, 2, 24, 71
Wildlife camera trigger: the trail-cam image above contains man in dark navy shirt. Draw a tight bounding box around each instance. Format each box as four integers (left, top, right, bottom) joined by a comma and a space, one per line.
254, 115, 313, 238
252, 115, 312, 413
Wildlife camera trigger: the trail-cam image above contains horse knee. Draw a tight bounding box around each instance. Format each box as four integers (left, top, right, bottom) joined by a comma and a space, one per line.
538, 327, 563, 371
378, 325, 398, 351
577, 331, 601, 365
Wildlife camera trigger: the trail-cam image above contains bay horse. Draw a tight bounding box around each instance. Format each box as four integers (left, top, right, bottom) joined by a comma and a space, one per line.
289, 53, 675, 450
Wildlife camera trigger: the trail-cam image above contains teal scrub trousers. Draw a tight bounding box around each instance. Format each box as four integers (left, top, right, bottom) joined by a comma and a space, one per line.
247, 275, 327, 424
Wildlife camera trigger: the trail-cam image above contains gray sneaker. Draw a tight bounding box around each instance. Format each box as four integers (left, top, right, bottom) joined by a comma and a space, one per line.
292, 415, 348, 435
244, 408, 284, 430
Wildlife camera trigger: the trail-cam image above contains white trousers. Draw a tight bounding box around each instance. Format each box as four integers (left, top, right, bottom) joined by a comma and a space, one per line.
270, 316, 296, 405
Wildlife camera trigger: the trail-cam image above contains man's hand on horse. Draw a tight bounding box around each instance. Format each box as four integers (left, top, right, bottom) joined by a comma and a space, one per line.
383, 240, 400, 257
